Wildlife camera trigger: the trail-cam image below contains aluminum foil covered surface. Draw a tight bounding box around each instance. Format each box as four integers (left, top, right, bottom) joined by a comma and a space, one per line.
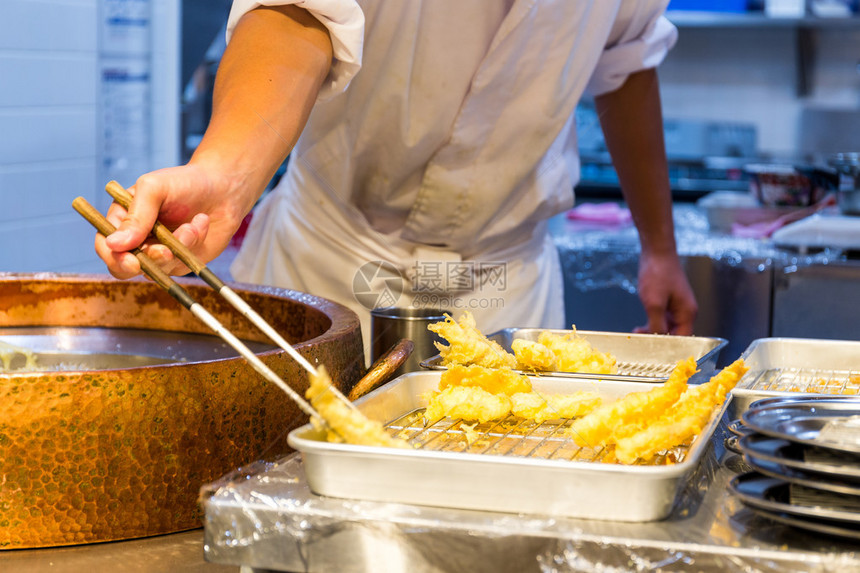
551, 206, 840, 294
201, 416, 860, 573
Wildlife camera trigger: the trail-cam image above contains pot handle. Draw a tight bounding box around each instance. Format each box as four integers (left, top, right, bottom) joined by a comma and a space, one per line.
348, 339, 414, 401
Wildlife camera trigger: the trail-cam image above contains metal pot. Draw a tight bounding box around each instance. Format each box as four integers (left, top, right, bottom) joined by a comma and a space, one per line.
0, 273, 363, 549
744, 163, 838, 208
828, 152, 860, 216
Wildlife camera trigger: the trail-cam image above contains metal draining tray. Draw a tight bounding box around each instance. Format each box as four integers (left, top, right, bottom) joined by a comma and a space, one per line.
730, 338, 860, 418
287, 371, 726, 522
421, 328, 727, 381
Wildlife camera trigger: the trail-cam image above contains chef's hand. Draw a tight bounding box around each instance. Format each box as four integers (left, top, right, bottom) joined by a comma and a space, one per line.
94, 4, 333, 279
633, 251, 697, 336
94, 164, 246, 279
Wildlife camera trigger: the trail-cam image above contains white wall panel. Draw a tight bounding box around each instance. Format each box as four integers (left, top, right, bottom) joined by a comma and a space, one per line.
0, 109, 96, 164
0, 161, 96, 222
0, 215, 104, 272
659, 25, 860, 157
0, 54, 97, 107
807, 27, 860, 108
0, 1, 97, 52
0, 0, 179, 273
150, 0, 180, 169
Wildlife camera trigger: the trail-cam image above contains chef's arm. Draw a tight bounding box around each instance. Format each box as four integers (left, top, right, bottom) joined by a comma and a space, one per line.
193, 5, 332, 200
98, 5, 332, 277
594, 68, 698, 335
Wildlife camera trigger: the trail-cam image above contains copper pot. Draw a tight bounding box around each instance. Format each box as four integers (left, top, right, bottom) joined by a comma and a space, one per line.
0, 273, 363, 549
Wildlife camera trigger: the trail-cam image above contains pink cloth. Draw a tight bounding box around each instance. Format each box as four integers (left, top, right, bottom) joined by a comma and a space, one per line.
730, 194, 837, 239
566, 202, 633, 225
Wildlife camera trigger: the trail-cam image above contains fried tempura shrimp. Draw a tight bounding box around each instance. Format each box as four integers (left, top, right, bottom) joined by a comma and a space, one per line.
307, 366, 411, 448
613, 359, 748, 463
440, 364, 532, 396
566, 356, 697, 447
424, 385, 513, 423
510, 391, 602, 423
537, 330, 618, 374
428, 312, 517, 368
511, 339, 557, 371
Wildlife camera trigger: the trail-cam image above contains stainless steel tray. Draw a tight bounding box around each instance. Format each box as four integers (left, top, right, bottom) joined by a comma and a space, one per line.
738, 503, 860, 541
421, 328, 727, 382
201, 446, 860, 573
729, 472, 860, 529
287, 371, 727, 522
741, 398, 860, 455
744, 457, 860, 497
737, 433, 860, 480
730, 337, 860, 418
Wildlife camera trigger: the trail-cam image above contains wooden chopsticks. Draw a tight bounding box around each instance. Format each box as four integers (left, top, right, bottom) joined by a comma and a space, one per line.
72, 183, 358, 429
103, 181, 324, 380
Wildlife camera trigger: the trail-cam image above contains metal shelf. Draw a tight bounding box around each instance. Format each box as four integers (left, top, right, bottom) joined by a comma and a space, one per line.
667, 11, 860, 28
666, 11, 860, 97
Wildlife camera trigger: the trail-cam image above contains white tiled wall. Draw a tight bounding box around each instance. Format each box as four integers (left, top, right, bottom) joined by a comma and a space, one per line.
151, 0, 181, 170
0, 1, 99, 272
0, 0, 178, 273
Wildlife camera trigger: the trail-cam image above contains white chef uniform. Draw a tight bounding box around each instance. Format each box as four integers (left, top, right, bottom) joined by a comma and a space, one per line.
227, 0, 678, 354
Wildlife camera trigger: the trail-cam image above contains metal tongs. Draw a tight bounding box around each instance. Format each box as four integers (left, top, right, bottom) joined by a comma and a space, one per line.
72, 182, 358, 432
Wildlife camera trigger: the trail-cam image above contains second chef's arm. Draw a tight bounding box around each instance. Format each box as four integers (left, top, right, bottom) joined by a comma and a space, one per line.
594, 68, 698, 335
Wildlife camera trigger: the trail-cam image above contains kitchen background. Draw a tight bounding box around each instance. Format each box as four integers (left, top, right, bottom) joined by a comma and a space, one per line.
2, 0, 859, 269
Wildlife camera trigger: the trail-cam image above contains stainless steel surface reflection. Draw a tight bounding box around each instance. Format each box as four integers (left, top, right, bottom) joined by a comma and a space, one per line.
370, 307, 444, 378
0, 530, 235, 573
203, 415, 860, 573
288, 372, 722, 522
0, 326, 275, 371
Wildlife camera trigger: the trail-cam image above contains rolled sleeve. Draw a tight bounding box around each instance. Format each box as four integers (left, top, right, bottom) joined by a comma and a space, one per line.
226, 0, 364, 99
586, 13, 677, 97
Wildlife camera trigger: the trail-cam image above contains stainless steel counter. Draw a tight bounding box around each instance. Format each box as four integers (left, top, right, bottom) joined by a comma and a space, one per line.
551, 205, 857, 364
772, 260, 860, 340
200, 414, 860, 573
10, 207, 856, 573
0, 530, 236, 573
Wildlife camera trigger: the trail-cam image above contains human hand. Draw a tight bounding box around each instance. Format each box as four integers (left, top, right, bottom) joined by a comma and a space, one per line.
632, 251, 698, 336
94, 164, 250, 279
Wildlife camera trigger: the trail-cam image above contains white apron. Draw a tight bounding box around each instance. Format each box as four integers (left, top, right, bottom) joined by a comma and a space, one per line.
228, 0, 677, 355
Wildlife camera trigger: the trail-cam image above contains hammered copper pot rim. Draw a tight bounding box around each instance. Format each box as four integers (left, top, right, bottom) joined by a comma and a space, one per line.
0, 271, 360, 362
0, 272, 365, 549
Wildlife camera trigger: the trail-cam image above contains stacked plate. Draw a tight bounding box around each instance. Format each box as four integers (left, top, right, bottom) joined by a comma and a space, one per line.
728, 395, 860, 539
